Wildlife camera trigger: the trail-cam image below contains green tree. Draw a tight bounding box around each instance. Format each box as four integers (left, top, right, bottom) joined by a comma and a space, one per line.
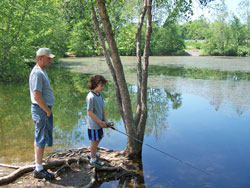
203, 1, 233, 55
180, 18, 209, 40
204, 20, 232, 55
230, 15, 245, 54
68, 19, 102, 56
202, 2, 248, 56
151, 22, 185, 55
64, 1, 102, 57
238, 0, 250, 44
94, 0, 211, 158
0, 0, 69, 82
116, 24, 138, 56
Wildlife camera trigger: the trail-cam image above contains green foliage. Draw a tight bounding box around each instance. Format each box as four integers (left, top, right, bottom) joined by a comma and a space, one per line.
203, 20, 231, 55
61, 0, 85, 25
117, 24, 138, 56
64, 1, 102, 57
2, 0, 249, 83
0, 0, 69, 82
181, 1, 250, 56
237, 0, 250, 40
106, 0, 197, 56
116, 21, 186, 56
203, 15, 249, 56
185, 40, 204, 50
230, 16, 246, 50
180, 18, 209, 40
106, 0, 142, 37
150, 23, 185, 55
237, 45, 250, 56
68, 19, 102, 57
199, 2, 250, 56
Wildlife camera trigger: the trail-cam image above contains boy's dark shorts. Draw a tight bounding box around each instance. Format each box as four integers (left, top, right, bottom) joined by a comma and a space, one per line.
88, 128, 103, 141
31, 104, 53, 147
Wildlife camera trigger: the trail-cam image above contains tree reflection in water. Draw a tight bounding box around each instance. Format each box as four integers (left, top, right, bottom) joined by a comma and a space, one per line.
97, 158, 146, 188
0, 66, 182, 180
146, 87, 182, 140
98, 87, 182, 187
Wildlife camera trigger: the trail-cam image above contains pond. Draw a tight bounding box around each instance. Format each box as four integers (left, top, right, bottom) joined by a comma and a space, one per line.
1, 56, 250, 188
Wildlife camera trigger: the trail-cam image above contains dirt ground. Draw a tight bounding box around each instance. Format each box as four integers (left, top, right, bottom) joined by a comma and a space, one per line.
2, 164, 91, 188
0, 147, 133, 188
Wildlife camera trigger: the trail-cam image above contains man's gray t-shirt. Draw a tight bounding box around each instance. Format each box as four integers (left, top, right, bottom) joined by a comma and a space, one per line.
86, 91, 104, 130
29, 65, 54, 106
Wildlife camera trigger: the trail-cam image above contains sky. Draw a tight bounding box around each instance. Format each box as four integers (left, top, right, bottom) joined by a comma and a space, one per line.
191, 0, 243, 21
224, 0, 241, 13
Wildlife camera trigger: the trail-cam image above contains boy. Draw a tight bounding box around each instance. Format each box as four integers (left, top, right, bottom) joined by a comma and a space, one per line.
86, 75, 108, 166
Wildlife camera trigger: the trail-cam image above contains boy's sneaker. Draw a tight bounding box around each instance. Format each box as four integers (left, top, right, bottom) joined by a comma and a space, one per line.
34, 169, 55, 180
87, 153, 100, 160
89, 160, 104, 167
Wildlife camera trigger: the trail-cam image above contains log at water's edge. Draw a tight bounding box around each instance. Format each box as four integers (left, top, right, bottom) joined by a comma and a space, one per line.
0, 157, 89, 186
0, 164, 35, 185
0, 163, 20, 169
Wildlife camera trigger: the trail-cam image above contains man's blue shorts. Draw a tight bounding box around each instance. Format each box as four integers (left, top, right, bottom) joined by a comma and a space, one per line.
31, 104, 53, 147
88, 128, 103, 141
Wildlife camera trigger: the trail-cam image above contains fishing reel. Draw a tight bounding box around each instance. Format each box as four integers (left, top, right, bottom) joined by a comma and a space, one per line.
106, 122, 114, 129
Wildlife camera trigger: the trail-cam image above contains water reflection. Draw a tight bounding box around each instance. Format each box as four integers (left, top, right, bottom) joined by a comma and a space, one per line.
0, 83, 33, 162
0, 67, 180, 163
147, 65, 250, 81
145, 65, 250, 118
146, 88, 182, 139
0, 67, 90, 163
99, 159, 146, 188
1, 62, 250, 187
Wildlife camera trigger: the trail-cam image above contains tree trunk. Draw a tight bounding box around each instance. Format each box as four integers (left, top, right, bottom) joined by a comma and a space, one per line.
138, 0, 152, 140
130, 0, 153, 155
90, 2, 124, 121
96, 0, 152, 158
96, 0, 136, 150
134, 0, 147, 126
248, 14, 250, 47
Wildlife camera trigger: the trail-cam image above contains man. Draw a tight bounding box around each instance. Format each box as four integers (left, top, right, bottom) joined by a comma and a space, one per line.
29, 48, 55, 180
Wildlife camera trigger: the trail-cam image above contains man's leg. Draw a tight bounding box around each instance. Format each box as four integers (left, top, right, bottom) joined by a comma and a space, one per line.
34, 143, 45, 172
34, 142, 36, 164
35, 145, 45, 165
34, 143, 55, 180
32, 105, 55, 180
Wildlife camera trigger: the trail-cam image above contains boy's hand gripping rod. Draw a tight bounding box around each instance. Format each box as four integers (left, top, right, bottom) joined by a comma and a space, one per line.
106, 122, 211, 176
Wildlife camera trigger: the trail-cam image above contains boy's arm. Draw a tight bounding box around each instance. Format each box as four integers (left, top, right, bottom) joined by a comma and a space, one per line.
88, 110, 107, 128
103, 109, 107, 122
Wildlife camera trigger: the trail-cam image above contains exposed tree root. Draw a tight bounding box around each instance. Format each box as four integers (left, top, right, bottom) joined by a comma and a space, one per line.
0, 164, 20, 169
0, 147, 137, 187
0, 157, 88, 185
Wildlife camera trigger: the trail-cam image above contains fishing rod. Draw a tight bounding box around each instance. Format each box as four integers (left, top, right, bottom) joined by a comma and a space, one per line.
107, 122, 211, 176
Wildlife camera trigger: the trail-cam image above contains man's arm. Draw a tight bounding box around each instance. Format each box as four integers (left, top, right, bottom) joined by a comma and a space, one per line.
88, 110, 107, 128
34, 90, 51, 117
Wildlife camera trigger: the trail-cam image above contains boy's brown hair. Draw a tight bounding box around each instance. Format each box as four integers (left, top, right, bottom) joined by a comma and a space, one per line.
88, 75, 107, 90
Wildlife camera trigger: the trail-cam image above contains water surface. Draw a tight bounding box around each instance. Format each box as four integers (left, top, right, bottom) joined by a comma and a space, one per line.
1, 56, 250, 188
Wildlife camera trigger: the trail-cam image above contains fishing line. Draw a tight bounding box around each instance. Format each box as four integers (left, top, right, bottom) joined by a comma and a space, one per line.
109, 126, 211, 176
